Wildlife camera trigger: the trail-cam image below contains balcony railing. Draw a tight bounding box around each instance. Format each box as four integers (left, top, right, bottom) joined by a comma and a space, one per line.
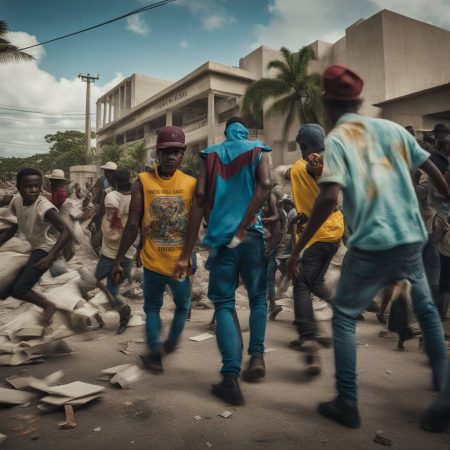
182, 116, 207, 134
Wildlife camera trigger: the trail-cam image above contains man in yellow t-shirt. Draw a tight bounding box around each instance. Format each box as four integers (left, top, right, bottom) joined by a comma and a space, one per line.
285, 124, 344, 375
112, 126, 196, 374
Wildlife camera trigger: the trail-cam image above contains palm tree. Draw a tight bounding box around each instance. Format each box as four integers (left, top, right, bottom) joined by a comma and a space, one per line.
242, 46, 322, 137
0, 21, 34, 63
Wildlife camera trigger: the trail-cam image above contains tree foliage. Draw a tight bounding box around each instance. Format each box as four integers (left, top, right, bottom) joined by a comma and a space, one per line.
0, 20, 34, 63
242, 46, 322, 137
98, 141, 147, 176
0, 130, 90, 180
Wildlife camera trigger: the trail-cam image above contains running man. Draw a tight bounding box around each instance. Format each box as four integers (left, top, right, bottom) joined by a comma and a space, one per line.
287, 64, 450, 428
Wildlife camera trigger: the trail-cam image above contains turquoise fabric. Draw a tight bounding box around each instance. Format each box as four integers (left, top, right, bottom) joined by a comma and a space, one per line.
201, 122, 271, 248
320, 113, 429, 251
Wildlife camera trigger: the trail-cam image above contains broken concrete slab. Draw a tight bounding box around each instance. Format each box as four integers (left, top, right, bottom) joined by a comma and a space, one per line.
40, 271, 80, 286
189, 333, 215, 342
15, 326, 44, 339
127, 314, 145, 327
0, 387, 36, 405
45, 280, 84, 312
110, 365, 144, 389
6, 375, 31, 390
101, 364, 134, 375
46, 381, 105, 398
66, 394, 102, 406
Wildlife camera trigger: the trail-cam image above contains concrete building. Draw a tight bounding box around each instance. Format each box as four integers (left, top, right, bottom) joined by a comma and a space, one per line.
69, 165, 98, 187
96, 9, 450, 167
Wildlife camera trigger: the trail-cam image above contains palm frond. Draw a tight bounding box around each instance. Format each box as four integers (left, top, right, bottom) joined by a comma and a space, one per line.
241, 77, 289, 116
0, 21, 8, 36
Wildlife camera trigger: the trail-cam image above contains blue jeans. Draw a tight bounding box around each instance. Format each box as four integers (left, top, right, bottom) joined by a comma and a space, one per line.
143, 268, 191, 353
95, 255, 133, 297
207, 236, 268, 376
333, 243, 447, 401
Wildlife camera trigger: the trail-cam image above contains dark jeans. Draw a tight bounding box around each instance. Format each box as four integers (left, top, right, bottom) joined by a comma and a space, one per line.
333, 243, 446, 401
0, 249, 48, 300
266, 255, 277, 302
95, 254, 133, 298
293, 241, 339, 340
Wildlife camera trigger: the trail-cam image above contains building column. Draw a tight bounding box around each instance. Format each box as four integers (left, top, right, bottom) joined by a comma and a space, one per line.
207, 91, 215, 146
108, 96, 112, 123
102, 101, 106, 127
96, 103, 101, 129
119, 86, 123, 117
166, 110, 173, 126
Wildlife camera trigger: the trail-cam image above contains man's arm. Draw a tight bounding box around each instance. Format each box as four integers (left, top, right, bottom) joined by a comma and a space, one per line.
173, 161, 208, 278
262, 192, 279, 224
419, 159, 450, 200
112, 180, 143, 283
287, 183, 341, 279
235, 152, 272, 241
0, 224, 18, 246
34, 209, 72, 270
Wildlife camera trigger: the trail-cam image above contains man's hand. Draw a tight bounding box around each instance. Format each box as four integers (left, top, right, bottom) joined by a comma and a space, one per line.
287, 254, 300, 280
112, 263, 124, 285
173, 257, 191, 280
34, 255, 54, 271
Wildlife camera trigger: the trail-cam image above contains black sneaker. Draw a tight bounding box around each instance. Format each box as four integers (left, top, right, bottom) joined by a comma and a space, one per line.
303, 340, 321, 376
242, 354, 265, 382
117, 305, 131, 335
162, 339, 177, 355
420, 405, 450, 433
212, 374, 244, 405
318, 397, 361, 428
140, 352, 163, 374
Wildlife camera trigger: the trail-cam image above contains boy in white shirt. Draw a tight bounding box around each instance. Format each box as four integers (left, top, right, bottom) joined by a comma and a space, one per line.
0, 168, 72, 323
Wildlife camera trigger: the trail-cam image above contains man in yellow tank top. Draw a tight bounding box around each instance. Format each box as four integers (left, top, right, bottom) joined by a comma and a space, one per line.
112, 126, 196, 373
286, 124, 344, 376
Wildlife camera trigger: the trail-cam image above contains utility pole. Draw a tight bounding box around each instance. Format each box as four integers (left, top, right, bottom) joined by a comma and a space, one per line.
78, 73, 99, 163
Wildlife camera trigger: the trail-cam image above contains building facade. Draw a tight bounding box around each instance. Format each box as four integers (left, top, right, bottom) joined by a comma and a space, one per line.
96, 9, 450, 167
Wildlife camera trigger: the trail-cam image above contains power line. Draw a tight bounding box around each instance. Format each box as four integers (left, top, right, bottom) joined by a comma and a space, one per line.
0, 105, 87, 115
18, 0, 177, 51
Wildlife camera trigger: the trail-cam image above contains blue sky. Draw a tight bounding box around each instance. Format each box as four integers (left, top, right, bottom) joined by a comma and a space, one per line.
1, 0, 271, 82
0, 0, 448, 157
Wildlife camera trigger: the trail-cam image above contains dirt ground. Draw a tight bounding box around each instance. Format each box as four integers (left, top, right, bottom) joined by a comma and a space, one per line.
0, 307, 448, 450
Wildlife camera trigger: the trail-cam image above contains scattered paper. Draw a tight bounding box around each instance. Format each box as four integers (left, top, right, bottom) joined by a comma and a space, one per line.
193, 415, 202, 421
264, 348, 276, 353
101, 364, 134, 375
6, 375, 31, 390
93, 427, 101, 432
219, 411, 232, 419
0, 387, 36, 405
189, 333, 215, 342
128, 315, 145, 327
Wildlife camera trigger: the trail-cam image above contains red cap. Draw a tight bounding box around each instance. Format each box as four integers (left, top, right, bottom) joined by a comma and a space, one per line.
322, 64, 363, 100
156, 126, 186, 150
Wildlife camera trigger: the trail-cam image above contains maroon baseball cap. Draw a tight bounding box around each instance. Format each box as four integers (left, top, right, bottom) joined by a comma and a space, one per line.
156, 126, 186, 150
322, 64, 364, 101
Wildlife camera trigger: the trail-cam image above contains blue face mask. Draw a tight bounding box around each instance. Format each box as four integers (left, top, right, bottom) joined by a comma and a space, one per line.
224, 122, 249, 141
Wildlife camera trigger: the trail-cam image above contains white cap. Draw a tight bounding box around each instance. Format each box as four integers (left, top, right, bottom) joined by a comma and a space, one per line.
46, 169, 68, 181
100, 161, 117, 171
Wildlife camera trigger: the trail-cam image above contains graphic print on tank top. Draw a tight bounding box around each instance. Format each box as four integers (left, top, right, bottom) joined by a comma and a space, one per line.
145, 196, 188, 246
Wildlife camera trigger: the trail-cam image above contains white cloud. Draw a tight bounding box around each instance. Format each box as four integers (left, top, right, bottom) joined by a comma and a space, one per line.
253, 0, 450, 50
0, 32, 125, 158
126, 14, 150, 36
5, 31, 45, 61
179, 39, 189, 49
177, 0, 235, 31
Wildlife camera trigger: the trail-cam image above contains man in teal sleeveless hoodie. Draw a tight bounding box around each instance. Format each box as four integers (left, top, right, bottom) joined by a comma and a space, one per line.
175, 117, 272, 405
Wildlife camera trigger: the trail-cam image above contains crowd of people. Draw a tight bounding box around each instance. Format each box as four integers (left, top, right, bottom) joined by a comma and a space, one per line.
0, 64, 449, 433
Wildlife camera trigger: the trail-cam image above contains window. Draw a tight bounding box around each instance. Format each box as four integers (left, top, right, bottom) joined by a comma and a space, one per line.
288, 141, 297, 152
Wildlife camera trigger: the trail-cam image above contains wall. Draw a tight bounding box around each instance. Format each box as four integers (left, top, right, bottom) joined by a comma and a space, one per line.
381, 10, 450, 100
69, 165, 98, 186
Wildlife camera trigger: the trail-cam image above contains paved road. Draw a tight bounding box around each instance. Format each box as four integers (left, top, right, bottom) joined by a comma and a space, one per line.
0, 308, 448, 449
